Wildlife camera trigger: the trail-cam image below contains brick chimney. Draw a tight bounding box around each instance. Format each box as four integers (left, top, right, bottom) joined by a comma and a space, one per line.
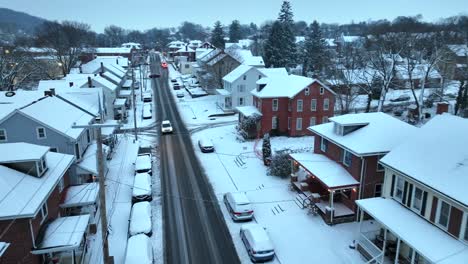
88, 77, 93, 88
436, 102, 449, 115
79, 65, 83, 73
69, 82, 74, 87
50, 88, 55, 95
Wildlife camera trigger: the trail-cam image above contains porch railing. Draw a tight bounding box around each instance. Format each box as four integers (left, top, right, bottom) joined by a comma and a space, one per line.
358, 231, 383, 264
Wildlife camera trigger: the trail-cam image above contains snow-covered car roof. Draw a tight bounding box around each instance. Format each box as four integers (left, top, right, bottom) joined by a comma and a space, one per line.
132, 173, 152, 197
135, 155, 152, 171
241, 224, 274, 251
124, 234, 153, 264
129, 202, 152, 236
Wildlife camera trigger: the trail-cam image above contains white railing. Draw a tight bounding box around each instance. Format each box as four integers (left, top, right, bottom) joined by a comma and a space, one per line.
358, 231, 383, 264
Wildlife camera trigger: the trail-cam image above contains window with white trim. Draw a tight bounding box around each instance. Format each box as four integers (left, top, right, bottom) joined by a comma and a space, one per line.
436, 199, 451, 229
272, 99, 278, 111
272, 116, 278, 129
394, 176, 405, 202
322, 116, 329, 123
305, 87, 310, 95
238, 97, 244, 106
343, 149, 352, 167
323, 98, 330, 111
374, 184, 382, 197
296, 118, 302, 130
37, 127, 46, 139
243, 75, 246, 80
412, 186, 423, 211
311, 99, 317, 111
40, 203, 48, 224
297, 100, 303, 112
310, 117, 316, 126
238, 84, 246, 93
320, 137, 328, 152
320, 87, 324, 95
0, 129, 6, 141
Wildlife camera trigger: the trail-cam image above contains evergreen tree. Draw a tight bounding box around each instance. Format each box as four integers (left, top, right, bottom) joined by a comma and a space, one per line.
264, 1, 296, 67
229, 20, 242, 43
304, 20, 328, 76
262, 133, 271, 165
211, 21, 225, 49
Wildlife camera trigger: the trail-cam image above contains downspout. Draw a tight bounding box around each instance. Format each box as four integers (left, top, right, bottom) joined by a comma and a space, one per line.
356, 156, 366, 221
29, 219, 37, 249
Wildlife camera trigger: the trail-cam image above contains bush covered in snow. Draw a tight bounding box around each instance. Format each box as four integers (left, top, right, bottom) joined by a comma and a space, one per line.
268, 151, 290, 178
262, 133, 271, 165
240, 114, 261, 139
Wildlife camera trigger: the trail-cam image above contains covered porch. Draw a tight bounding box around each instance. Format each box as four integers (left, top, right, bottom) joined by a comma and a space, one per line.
216, 89, 233, 112
113, 98, 128, 122
60, 182, 99, 224
289, 152, 360, 225
31, 214, 91, 264
356, 197, 468, 264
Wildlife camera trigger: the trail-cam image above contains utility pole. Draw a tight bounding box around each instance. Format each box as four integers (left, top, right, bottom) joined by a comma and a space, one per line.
131, 67, 138, 141
72, 122, 121, 264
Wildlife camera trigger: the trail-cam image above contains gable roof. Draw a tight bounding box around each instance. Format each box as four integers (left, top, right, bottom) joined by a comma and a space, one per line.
19, 96, 94, 140
447, 44, 468, 57
258, 68, 288, 77
0, 90, 44, 122
0, 143, 49, 163
222, 65, 257, 83
309, 112, 417, 156
94, 47, 132, 54
92, 75, 118, 92
0, 151, 75, 220
251, 75, 332, 99
380, 114, 468, 206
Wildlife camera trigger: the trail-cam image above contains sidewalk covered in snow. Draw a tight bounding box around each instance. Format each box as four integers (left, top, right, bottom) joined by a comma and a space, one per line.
356, 197, 468, 264
32, 215, 90, 261
289, 152, 359, 224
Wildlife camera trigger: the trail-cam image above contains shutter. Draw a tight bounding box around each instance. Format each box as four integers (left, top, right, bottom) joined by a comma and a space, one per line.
430, 197, 438, 223
420, 191, 428, 216
402, 181, 408, 204
406, 184, 413, 207
390, 174, 396, 196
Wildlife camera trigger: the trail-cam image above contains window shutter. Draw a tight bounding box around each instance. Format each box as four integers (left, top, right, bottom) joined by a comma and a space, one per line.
406, 183, 413, 207
390, 174, 396, 196
402, 181, 408, 204
420, 191, 428, 216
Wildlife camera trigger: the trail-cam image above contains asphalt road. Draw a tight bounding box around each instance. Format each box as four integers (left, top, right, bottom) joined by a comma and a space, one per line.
149, 52, 240, 264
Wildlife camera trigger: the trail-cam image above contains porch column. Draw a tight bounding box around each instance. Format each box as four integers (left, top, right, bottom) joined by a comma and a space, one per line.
358, 209, 364, 232
410, 248, 416, 264
329, 190, 334, 224
394, 238, 401, 264
381, 228, 388, 263
290, 160, 294, 177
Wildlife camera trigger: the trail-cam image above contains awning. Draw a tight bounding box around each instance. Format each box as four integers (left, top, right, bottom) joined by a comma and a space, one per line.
236, 106, 262, 118
357, 198, 468, 263
76, 142, 109, 175
101, 120, 119, 137
122, 79, 132, 88
60, 182, 99, 208
114, 98, 127, 108
216, 89, 231, 96
290, 153, 359, 189
119, 90, 132, 97
31, 215, 90, 254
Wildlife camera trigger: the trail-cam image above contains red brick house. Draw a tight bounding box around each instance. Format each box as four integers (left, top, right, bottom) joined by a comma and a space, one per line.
355, 114, 468, 263
289, 112, 416, 224
0, 143, 93, 264
238, 74, 335, 138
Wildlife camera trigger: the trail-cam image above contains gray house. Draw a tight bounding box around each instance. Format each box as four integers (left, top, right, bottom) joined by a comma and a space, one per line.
0, 95, 96, 184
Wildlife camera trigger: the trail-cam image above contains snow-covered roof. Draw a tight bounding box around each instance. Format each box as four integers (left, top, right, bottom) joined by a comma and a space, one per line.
125, 234, 153, 264
258, 67, 289, 77
243, 56, 265, 67
207, 53, 228, 66
0, 143, 49, 163
102, 71, 122, 85
76, 141, 108, 175
251, 74, 314, 99
129, 201, 152, 236
447, 44, 468, 57
395, 64, 441, 80
290, 152, 359, 188
0, 91, 44, 122
341, 35, 362, 43
114, 98, 126, 107
135, 155, 151, 171
341, 69, 376, 85
200, 49, 221, 63
60, 182, 99, 208
38, 79, 86, 90
55, 88, 104, 117
92, 75, 118, 92
95, 47, 132, 54
380, 114, 468, 206
236, 106, 262, 117
196, 48, 215, 60
309, 112, 417, 156
16, 47, 56, 53
133, 173, 152, 197
0, 151, 75, 219
32, 214, 90, 254
216, 89, 231, 96
20, 96, 94, 140
325, 38, 337, 47
176, 46, 195, 53
295, 36, 305, 43
95, 56, 129, 68
222, 65, 254, 83
357, 198, 468, 263
231, 192, 250, 204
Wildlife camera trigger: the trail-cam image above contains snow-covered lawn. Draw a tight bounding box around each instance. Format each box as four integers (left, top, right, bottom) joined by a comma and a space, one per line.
191, 125, 365, 264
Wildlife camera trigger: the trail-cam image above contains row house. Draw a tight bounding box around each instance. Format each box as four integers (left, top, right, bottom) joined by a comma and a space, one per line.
289, 112, 416, 225
217, 66, 288, 112
393, 64, 442, 89
356, 114, 468, 263
238, 74, 335, 138
0, 143, 95, 264
0, 94, 102, 185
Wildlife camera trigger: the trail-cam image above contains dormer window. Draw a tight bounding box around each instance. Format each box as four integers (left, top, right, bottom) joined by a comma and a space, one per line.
334, 123, 344, 135
36, 155, 48, 176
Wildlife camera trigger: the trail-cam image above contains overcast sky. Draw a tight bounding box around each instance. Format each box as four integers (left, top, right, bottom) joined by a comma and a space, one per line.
0, 0, 466, 32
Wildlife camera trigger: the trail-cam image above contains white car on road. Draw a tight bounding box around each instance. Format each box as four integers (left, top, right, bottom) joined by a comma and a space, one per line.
161, 120, 173, 134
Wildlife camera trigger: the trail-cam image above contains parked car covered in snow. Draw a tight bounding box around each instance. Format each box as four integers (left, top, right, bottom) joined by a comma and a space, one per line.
176, 91, 184, 98
223, 192, 253, 221
142, 103, 152, 119
143, 92, 152, 103
240, 224, 275, 263
132, 173, 152, 203
198, 137, 214, 153
124, 234, 153, 264
135, 154, 152, 175
129, 201, 152, 236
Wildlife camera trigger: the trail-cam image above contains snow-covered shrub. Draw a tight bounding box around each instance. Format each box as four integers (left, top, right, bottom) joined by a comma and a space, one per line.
262, 133, 271, 165
268, 152, 290, 178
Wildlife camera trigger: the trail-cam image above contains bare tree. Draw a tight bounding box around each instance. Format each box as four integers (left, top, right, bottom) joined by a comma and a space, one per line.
0, 50, 36, 91
104, 25, 126, 46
